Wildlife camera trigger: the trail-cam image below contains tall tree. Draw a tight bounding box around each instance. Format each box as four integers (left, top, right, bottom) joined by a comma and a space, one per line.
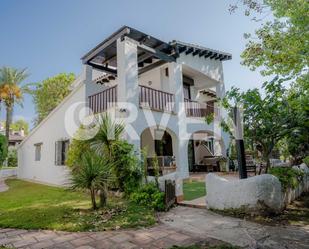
32, 73, 75, 124
0, 67, 29, 143
223, 81, 294, 171
231, 0, 308, 83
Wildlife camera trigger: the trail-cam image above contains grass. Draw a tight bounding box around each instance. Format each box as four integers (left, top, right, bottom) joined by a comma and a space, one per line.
0, 179, 156, 232
183, 180, 206, 201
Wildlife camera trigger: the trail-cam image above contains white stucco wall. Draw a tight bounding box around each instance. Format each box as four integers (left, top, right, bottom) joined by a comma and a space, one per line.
206, 173, 283, 212
17, 81, 86, 186
206, 165, 309, 212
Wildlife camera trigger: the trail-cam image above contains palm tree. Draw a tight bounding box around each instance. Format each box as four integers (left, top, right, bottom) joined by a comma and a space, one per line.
88, 113, 124, 207
71, 151, 113, 209
0, 67, 29, 142
89, 113, 124, 157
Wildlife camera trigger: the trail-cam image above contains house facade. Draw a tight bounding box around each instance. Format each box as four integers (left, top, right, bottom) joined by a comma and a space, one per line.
18, 26, 232, 197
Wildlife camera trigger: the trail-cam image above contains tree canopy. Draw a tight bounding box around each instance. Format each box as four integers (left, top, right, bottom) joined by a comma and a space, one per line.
232, 0, 309, 83
32, 73, 75, 124
10, 119, 29, 135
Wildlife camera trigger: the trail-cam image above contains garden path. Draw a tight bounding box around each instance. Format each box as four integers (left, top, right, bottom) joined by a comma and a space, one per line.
1, 206, 309, 248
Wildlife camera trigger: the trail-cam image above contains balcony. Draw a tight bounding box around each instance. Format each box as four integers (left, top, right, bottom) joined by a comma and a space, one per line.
88, 85, 175, 114
184, 98, 215, 118
139, 85, 175, 113
88, 85, 117, 114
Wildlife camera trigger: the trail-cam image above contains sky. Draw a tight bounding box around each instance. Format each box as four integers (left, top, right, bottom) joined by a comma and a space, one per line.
0, 0, 270, 127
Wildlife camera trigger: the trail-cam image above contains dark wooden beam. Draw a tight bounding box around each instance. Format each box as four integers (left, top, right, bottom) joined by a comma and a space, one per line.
192, 49, 200, 56
138, 60, 167, 75
210, 53, 218, 59
205, 51, 213, 58
82, 27, 130, 63
199, 51, 207, 57
185, 47, 194, 55
178, 46, 187, 53
215, 54, 222, 60
144, 57, 153, 64
88, 62, 117, 76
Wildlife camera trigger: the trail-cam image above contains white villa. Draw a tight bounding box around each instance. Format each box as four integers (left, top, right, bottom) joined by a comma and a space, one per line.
18, 26, 232, 200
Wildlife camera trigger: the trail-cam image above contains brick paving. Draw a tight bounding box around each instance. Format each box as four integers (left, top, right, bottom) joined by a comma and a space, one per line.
0, 225, 208, 249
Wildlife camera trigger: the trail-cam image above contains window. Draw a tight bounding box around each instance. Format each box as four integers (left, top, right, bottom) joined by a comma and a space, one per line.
34, 143, 42, 161
165, 67, 169, 77
55, 140, 70, 166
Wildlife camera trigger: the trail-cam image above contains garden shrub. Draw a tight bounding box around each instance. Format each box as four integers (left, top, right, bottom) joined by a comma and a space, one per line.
130, 182, 165, 211
0, 134, 7, 167
7, 149, 17, 167
303, 156, 309, 166
66, 137, 91, 167
269, 167, 304, 190
112, 140, 142, 194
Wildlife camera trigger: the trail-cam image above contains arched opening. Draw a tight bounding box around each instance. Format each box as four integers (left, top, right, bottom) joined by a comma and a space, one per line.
140, 127, 177, 176
188, 130, 225, 173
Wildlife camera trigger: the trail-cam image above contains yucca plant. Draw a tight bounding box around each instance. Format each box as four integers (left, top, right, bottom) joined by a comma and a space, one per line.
71, 151, 113, 209
89, 113, 124, 157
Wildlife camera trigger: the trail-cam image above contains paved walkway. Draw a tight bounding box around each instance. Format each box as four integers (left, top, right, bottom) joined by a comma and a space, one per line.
161, 206, 309, 249
0, 205, 308, 248
179, 196, 206, 208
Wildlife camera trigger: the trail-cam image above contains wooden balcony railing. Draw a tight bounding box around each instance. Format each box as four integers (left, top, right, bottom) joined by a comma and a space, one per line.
139, 85, 175, 113
88, 85, 117, 114
184, 98, 215, 118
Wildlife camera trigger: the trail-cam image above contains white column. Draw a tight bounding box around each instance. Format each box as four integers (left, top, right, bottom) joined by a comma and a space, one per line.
168, 62, 189, 179
116, 38, 139, 107
116, 38, 140, 152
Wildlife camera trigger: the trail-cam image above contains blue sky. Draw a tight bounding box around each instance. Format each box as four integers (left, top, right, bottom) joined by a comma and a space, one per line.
0, 0, 269, 127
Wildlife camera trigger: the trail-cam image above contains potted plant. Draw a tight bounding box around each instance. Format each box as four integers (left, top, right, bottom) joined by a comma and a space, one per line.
218, 156, 228, 172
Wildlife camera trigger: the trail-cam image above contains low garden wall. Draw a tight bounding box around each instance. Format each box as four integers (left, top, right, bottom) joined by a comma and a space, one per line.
205, 163, 309, 213
0, 168, 18, 178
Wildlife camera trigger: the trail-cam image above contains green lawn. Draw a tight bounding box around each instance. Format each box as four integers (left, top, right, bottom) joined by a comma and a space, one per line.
0, 179, 156, 232
183, 181, 206, 201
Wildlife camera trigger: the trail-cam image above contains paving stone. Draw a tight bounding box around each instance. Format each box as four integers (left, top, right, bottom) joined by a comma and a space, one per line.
13, 237, 37, 248
75, 246, 96, 249
89, 232, 113, 241
6, 229, 28, 237
167, 233, 191, 242
30, 239, 54, 249
109, 233, 132, 243
52, 234, 77, 243
70, 236, 95, 247
119, 241, 138, 249
89, 239, 115, 249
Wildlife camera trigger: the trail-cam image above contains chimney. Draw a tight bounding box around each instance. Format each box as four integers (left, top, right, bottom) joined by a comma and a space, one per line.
20, 128, 25, 137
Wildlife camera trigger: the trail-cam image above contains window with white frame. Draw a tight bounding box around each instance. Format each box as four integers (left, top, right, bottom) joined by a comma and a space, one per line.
55, 140, 70, 166
34, 143, 42, 161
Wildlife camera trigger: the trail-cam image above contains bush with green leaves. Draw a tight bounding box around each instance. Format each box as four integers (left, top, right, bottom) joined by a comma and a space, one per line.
269, 167, 304, 190
111, 140, 142, 194
303, 156, 309, 166
0, 134, 7, 167
130, 182, 165, 211
7, 149, 17, 167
